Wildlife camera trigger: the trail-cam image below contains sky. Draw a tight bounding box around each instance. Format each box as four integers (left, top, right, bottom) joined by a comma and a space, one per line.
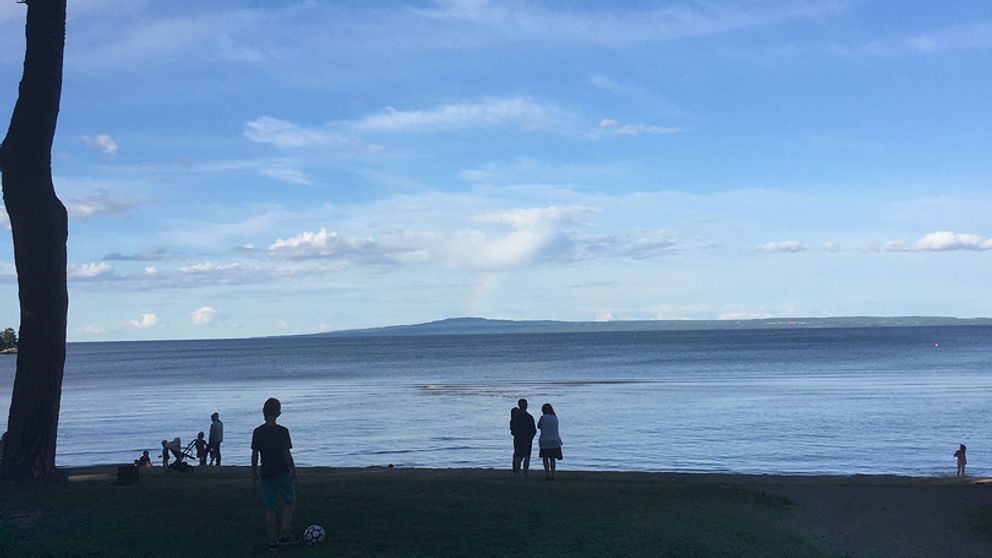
0, 0, 990, 341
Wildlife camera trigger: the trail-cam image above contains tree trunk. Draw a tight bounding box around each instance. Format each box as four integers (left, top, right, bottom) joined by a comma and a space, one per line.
0, 0, 68, 483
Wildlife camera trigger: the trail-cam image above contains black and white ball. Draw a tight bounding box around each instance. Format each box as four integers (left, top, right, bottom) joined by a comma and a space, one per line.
303, 524, 326, 546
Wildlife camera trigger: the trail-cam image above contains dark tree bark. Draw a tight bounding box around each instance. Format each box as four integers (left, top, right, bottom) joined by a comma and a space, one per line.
0, 0, 69, 483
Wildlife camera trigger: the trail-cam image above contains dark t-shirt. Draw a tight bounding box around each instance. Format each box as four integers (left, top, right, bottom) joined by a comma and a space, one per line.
251, 423, 293, 479
510, 411, 536, 440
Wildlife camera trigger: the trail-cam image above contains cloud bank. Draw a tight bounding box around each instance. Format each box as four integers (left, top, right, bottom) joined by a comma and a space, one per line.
881, 231, 992, 252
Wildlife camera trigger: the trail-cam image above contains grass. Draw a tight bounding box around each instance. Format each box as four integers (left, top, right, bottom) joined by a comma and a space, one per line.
972, 506, 992, 541
0, 467, 824, 558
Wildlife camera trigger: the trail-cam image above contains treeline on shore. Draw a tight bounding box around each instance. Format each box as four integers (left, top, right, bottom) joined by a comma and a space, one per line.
1, 327, 17, 354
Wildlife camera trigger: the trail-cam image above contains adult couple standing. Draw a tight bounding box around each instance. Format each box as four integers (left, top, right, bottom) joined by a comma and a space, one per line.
510, 398, 562, 480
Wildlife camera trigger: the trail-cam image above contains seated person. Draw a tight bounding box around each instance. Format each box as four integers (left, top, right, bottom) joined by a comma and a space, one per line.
134, 450, 152, 467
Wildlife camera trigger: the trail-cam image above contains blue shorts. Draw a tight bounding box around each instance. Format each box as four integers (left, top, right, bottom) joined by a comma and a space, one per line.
260, 473, 295, 509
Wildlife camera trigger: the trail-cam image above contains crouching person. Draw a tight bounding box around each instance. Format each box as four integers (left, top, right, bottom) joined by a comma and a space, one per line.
252, 397, 298, 551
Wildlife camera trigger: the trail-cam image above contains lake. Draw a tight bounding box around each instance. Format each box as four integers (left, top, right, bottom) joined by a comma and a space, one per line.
1, 326, 990, 475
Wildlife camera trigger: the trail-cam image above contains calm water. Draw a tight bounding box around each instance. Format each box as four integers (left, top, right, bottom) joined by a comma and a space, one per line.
1, 326, 991, 476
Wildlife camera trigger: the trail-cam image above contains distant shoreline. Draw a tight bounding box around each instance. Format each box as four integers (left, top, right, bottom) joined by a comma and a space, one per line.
299, 315, 992, 339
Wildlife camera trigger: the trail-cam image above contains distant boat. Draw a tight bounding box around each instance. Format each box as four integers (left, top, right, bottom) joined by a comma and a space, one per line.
0, 347, 17, 355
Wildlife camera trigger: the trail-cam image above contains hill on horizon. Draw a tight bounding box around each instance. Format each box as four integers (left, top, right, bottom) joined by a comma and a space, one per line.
298, 315, 992, 338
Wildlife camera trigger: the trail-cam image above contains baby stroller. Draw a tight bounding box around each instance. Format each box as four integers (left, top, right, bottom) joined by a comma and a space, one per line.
162, 437, 197, 473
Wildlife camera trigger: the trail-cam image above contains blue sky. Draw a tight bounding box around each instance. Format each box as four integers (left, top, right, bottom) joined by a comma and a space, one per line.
0, 0, 990, 341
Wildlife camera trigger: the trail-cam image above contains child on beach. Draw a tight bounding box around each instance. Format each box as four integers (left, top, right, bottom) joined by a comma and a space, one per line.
252, 397, 298, 550
954, 444, 967, 477
194, 431, 208, 466
161, 438, 181, 468
135, 450, 152, 467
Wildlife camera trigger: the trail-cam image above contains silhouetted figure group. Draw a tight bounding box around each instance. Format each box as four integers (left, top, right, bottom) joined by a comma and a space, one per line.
511, 398, 562, 480
140, 412, 224, 470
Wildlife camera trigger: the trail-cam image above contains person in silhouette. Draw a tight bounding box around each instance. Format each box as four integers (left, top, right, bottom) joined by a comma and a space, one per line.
208, 412, 224, 466
538, 403, 563, 480
134, 450, 152, 467
954, 444, 967, 477
510, 398, 536, 480
252, 397, 298, 550
194, 431, 208, 466
160, 438, 181, 467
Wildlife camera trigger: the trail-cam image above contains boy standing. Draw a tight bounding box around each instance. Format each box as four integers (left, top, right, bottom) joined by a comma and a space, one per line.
208, 412, 224, 466
251, 398, 298, 550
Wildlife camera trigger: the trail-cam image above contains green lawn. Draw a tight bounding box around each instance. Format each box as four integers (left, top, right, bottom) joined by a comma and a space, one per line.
0, 467, 823, 558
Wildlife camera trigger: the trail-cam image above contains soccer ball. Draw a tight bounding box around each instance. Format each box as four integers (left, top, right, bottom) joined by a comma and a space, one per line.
303, 524, 326, 546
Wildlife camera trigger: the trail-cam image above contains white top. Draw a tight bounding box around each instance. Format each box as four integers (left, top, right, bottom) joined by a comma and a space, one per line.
210, 419, 224, 444
537, 414, 561, 449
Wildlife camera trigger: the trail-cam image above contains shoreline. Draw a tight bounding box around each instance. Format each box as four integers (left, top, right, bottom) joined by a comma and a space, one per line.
62, 463, 990, 487
61, 463, 990, 483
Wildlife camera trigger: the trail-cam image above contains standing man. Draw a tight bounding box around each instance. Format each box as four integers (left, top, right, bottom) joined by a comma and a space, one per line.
252, 397, 298, 550
208, 412, 224, 466
510, 398, 536, 480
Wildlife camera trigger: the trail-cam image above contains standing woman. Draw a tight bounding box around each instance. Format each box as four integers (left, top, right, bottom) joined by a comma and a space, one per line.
537, 403, 562, 480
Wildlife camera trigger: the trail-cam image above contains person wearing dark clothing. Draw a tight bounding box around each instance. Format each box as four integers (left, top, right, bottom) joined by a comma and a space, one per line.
208, 412, 224, 466
510, 398, 537, 480
252, 398, 298, 551
194, 431, 208, 466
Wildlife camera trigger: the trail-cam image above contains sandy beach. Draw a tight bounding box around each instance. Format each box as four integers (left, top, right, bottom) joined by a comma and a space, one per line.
54, 466, 992, 557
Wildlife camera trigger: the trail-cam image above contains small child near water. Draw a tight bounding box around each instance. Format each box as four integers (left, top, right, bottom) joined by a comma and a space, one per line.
194, 431, 208, 466
954, 444, 967, 477
135, 450, 152, 467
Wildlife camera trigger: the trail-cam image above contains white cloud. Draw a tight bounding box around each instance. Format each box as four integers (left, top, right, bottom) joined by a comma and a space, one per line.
126, 313, 157, 329
66, 193, 136, 221
411, 1, 838, 45
577, 230, 678, 260
356, 97, 555, 132
595, 312, 614, 322
880, 231, 992, 252
191, 306, 216, 325
82, 324, 106, 335
69, 262, 113, 278
244, 116, 344, 147
756, 240, 809, 253
0, 205, 8, 230
80, 134, 119, 156
179, 261, 241, 273
902, 20, 992, 53
587, 118, 683, 139
589, 75, 629, 94
246, 98, 561, 153
260, 167, 313, 186
268, 228, 377, 260
448, 206, 591, 270
104, 249, 172, 262
144, 266, 158, 275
